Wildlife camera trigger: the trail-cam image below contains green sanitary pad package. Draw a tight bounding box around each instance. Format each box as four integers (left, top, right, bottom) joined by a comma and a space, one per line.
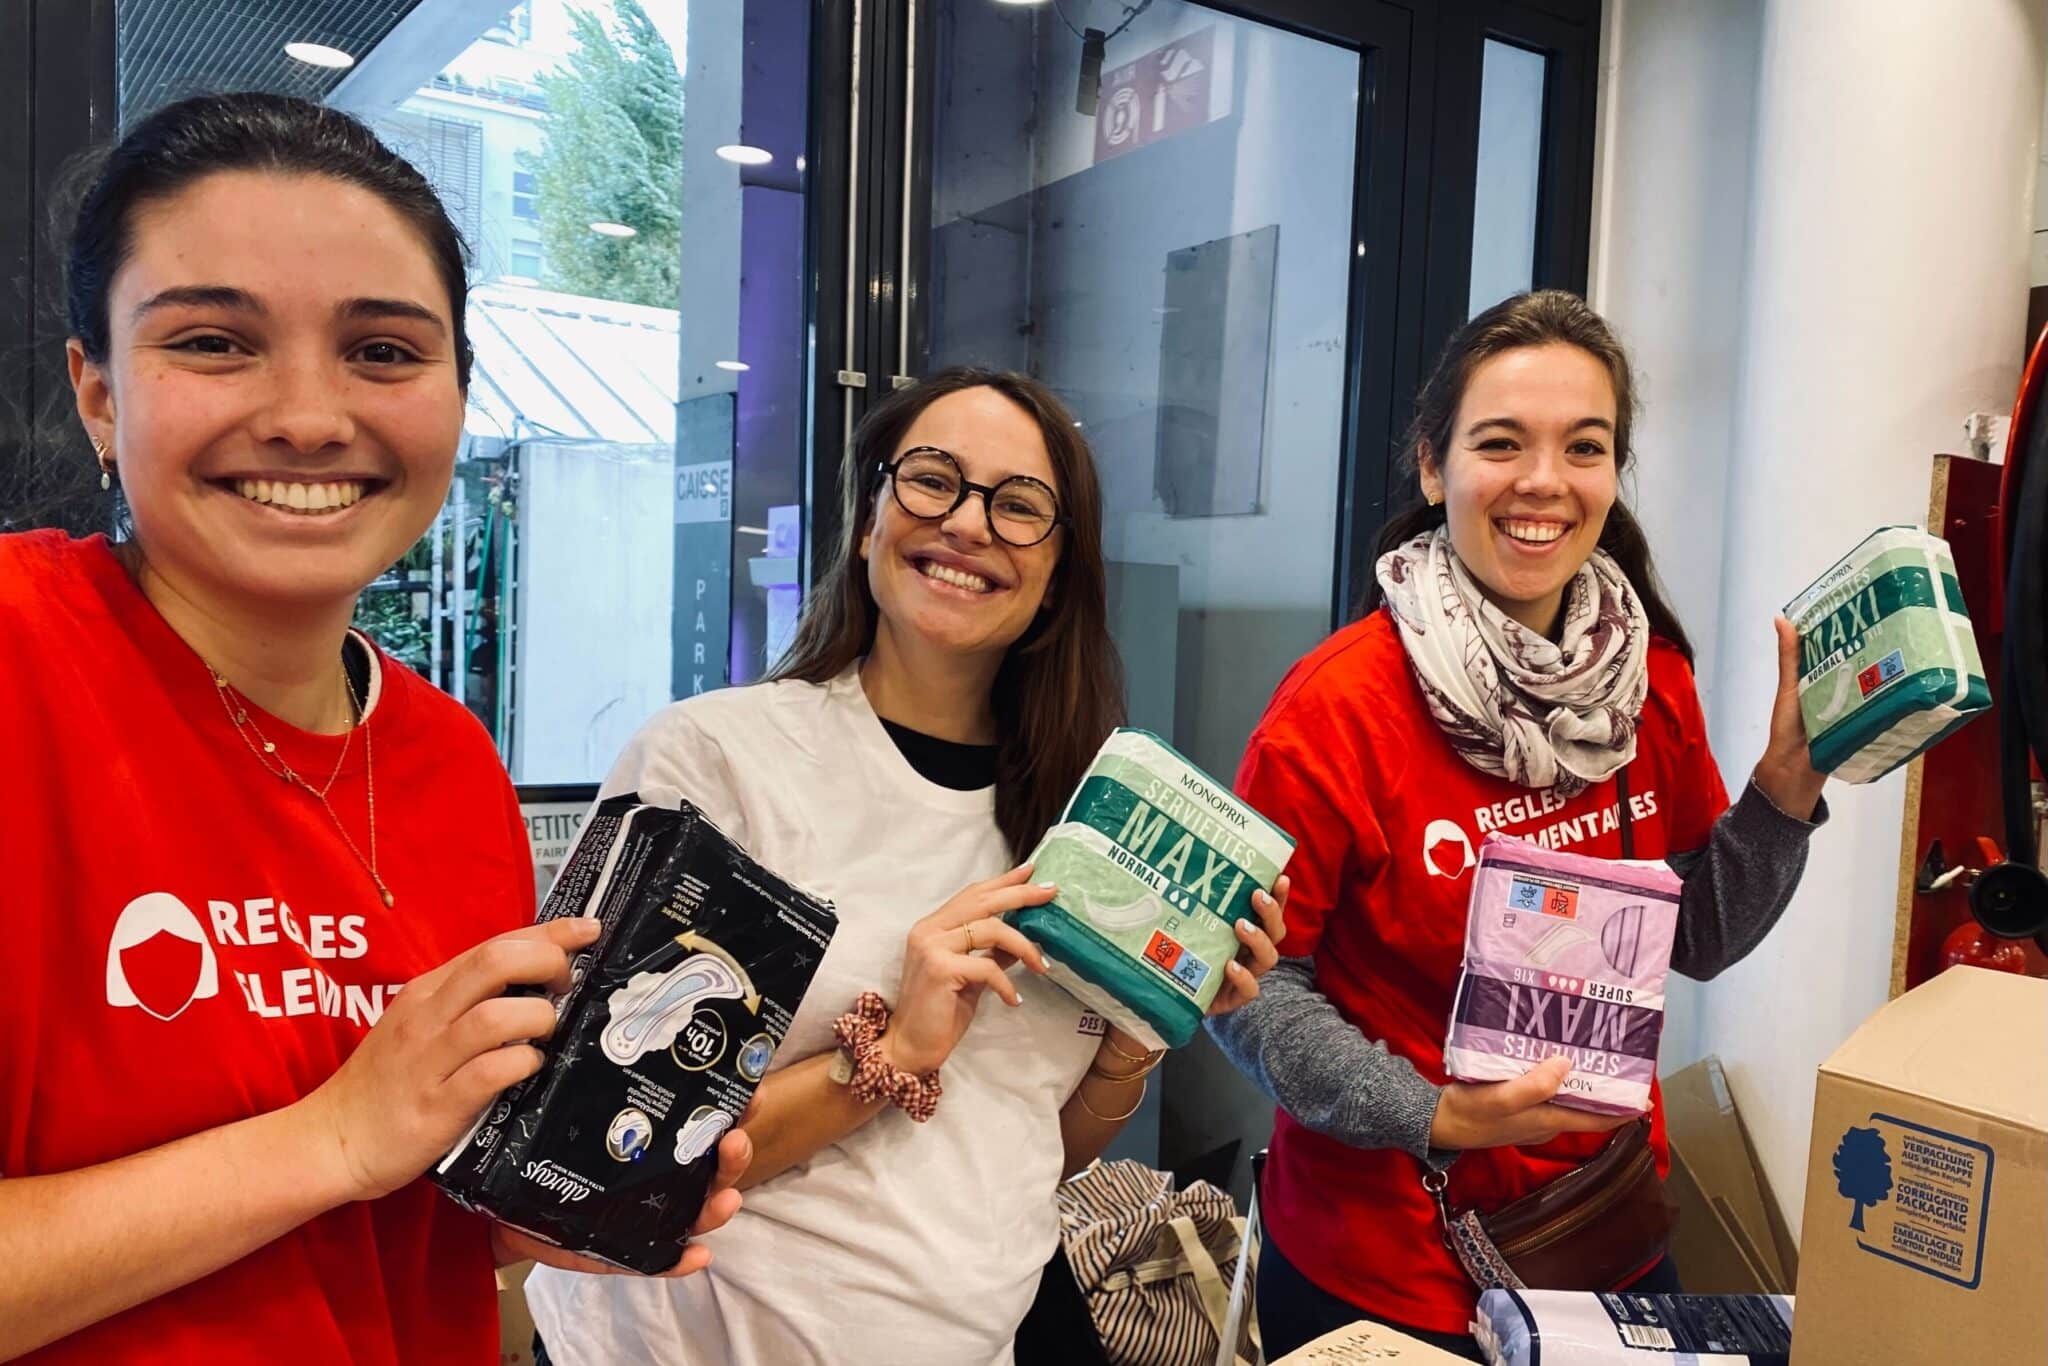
1011, 729, 1294, 1049
1785, 526, 1989, 784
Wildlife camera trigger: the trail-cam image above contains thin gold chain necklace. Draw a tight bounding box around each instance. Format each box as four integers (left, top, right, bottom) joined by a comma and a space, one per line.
208, 645, 393, 908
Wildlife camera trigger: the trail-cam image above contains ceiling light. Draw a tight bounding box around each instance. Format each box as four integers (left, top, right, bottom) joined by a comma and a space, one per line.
993, 0, 1049, 6
716, 360, 749, 372
716, 144, 773, 167
589, 221, 637, 238
284, 41, 356, 69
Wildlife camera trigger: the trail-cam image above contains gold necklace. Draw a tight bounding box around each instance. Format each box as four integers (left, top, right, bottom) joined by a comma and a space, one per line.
209, 645, 394, 907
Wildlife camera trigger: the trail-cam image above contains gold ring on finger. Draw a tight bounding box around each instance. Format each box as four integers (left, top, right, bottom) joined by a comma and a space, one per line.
963, 923, 978, 952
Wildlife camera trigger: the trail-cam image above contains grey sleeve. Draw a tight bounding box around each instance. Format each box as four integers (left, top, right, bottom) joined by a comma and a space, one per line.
1668, 779, 1829, 981
1204, 955, 1451, 1164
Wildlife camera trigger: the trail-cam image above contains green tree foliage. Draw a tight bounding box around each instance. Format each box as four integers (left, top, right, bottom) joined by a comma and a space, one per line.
353, 540, 435, 674
530, 0, 682, 307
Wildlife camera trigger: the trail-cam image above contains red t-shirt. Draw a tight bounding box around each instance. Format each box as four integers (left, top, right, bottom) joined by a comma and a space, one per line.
1238, 609, 1728, 1335
0, 532, 534, 1363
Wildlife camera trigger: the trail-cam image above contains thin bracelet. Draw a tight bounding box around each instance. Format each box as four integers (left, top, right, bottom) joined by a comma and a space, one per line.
1076, 1076, 1148, 1123
1088, 1052, 1162, 1084
1101, 1032, 1163, 1068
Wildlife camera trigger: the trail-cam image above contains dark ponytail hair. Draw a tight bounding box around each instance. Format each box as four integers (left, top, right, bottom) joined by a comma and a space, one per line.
66, 91, 472, 387
1363, 289, 1694, 662
771, 366, 1126, 861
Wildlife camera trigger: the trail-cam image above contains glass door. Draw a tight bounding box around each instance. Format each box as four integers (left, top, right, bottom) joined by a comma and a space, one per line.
920, 0, 1370, 787
903, 0, 1409, 1188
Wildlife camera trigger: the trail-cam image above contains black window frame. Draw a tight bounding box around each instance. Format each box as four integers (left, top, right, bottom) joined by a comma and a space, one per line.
1, 0, 118, 539
510, 168, 539, 223
1, 0, 1603, 636
830, 0, 1604, 627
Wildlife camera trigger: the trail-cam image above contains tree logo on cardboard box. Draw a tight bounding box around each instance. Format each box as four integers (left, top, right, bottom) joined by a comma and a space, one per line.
1833, 1125, 1894, 1232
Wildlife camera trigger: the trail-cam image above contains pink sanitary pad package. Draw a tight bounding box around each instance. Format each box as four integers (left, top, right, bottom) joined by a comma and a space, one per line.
1444, 835, 1684, 1116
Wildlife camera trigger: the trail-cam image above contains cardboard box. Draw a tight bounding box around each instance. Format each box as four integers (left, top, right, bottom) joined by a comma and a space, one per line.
496, 1261, 536, 1366
1272, 1318, 1476, 1363
1662, 1056, 1798, 1294
1790, 967, 2047, 1365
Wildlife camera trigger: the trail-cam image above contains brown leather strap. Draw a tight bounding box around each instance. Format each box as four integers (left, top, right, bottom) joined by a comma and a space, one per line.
1427, 1120, 1676, 1293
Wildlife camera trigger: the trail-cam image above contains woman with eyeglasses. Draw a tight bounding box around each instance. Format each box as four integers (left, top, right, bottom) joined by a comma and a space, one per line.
524, 366, 1289, 1365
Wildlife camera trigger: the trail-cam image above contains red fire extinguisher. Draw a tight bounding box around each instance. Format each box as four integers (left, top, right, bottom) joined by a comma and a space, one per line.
1968, 324, 2048, 951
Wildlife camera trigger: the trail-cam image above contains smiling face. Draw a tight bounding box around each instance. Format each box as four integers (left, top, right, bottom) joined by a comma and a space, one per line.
68, 170, 464, 614
1420, 342, 1620, 636
859, 386, 1064, 665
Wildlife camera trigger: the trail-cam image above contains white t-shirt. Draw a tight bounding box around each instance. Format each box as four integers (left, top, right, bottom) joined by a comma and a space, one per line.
525, 669, 1100, 1366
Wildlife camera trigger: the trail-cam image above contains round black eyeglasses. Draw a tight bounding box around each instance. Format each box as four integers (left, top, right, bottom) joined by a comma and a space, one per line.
877, 446, 1065, 547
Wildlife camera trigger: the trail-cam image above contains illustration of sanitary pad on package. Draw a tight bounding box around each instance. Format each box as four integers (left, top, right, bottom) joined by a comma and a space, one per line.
1444, 835, 1683, 1116
1786, 526, 1989, 784
1011, 729, 1294, 1050
433, 794, 837, 1273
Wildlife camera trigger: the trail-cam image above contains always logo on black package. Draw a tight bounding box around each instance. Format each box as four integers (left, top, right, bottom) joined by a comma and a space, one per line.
434, 793, 837, 1273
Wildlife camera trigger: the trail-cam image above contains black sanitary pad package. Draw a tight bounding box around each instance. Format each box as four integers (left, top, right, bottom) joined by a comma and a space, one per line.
433, 793, 837, 1273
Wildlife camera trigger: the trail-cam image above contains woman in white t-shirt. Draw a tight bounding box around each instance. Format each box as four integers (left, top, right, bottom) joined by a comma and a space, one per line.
526, 367, 1289, 1365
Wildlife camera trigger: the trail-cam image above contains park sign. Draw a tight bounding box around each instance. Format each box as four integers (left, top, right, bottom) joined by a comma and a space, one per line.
1791, 967, 2045, 1365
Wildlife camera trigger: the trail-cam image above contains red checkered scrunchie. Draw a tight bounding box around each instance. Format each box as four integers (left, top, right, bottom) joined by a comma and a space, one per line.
831, 991, 943, 1122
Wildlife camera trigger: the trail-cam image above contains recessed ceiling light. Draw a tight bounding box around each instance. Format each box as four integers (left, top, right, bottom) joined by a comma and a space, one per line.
716, 144, 774, 167
716, 360, 750, 372
589, 221, 637, 238
284, 41, 355, 69
993, 0, 1048, 6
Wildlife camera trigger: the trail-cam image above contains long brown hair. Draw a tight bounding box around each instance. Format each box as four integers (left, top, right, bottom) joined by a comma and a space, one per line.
1362, 290, 1694, 661
771, 367, 1125, 859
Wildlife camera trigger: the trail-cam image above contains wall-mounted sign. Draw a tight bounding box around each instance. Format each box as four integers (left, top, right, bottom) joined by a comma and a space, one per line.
1094, 27, 1221, 166
517, 784, 599, 903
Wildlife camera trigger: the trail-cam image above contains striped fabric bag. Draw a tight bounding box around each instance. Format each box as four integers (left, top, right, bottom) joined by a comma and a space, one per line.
1057, 1159, 1260, 1366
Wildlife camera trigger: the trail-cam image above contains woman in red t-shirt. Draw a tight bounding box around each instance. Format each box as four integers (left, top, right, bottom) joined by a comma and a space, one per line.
1209, 291, 1828, 1359
0, 94, 742, 1363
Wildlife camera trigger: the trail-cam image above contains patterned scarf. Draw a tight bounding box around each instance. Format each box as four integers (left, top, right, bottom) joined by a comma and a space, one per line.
1375, 528, 1650, 796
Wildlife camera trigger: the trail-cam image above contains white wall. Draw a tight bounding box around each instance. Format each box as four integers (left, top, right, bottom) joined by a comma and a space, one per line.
1587, 0, 1765, 1079
1593, 0, 2044, 1241
2036, 70, 2048, 286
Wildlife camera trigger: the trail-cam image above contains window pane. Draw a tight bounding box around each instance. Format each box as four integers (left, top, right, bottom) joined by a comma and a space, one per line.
931, 2, 1359, 787
1469, 38, 1546, 316
927, 0, 1361, 1190
115, 0, 815, 785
